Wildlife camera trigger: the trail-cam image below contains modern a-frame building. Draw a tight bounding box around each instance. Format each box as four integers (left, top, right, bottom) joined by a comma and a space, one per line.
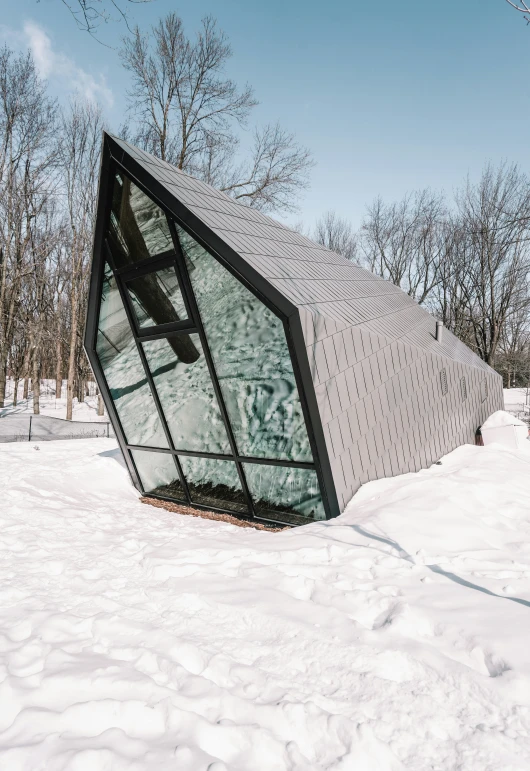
85, 133, 503, 527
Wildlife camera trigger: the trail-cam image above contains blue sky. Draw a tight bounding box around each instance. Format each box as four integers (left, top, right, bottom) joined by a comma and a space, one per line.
1, 0, 528, 228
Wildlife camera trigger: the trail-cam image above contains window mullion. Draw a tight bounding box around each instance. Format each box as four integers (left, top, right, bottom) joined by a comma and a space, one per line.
166, 216, 256, 519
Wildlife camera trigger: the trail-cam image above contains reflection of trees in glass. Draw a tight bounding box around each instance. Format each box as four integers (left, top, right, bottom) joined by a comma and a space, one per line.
109, 173, 172, 264
96, 264, 168, 448
108, 173, 199, 363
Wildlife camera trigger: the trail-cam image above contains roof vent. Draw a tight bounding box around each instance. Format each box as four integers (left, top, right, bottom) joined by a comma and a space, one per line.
436, 321, 443, 343
460, 376, 467, 401
440, 369, 448, 396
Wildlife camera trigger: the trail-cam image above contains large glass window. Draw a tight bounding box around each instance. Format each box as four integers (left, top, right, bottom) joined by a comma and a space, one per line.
179, 456, 248, 514
108, 172, 173, 267
131, 449, 185, 500
126, 266, 188, 329
243, 463, 325, 522
94, 175, 327, 525
142, 335, 231, 453
177, 226, 313, 463
96, 263, 168, 448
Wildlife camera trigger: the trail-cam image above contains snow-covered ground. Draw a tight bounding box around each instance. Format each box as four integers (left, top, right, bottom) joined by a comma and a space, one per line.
1, 432, 530, 769
1, 379, 107, 422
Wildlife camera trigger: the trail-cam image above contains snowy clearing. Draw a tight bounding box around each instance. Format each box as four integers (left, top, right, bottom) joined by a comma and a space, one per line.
1, 436, 530, 770
1, 379, 107, 422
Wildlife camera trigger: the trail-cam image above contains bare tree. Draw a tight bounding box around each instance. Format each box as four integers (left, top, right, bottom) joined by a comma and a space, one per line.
454, 163, 530, 366
506, 0, 530, 25
359, 190, 447, 305
57, 99, 105, 420
0, 46, 57, 407
56, 0, 155, 37
313, 210, 357, 260
120, 14, 313, 213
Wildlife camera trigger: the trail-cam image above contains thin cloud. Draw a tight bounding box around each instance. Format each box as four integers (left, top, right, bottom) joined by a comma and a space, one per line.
23, 21, 114, 107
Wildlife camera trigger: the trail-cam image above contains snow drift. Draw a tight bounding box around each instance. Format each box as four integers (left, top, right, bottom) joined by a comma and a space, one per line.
0, 438, 530, 769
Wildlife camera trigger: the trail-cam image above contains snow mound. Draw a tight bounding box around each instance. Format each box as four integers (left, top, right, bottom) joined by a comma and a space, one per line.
0, 438, 530, 769
482, 410, 527, 429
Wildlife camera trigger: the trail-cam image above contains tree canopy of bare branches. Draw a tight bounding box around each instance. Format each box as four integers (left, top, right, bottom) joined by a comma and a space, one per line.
58, 0, 155, 36
0, 46, 58, 407
313, 210, 357, 261
358, 190, 448, 305
453, 163, 530, 366
506, 0, 530, 25
120, 13, 313, 213
310, 163, 530, 382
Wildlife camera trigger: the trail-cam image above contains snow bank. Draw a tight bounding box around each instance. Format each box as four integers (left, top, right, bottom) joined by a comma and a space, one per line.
482, 410, 527, 429
1, 438, 530, 769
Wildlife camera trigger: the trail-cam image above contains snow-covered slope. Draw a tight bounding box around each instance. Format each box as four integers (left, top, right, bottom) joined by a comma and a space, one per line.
1, 437, 530, 769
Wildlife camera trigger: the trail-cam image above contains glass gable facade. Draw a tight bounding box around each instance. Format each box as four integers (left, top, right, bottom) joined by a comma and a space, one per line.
93, 169, 326, 525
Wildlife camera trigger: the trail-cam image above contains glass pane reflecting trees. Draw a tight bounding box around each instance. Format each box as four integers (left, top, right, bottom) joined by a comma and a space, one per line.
96, 264, 168, 448
108, 172, 173, 267
126, 266, 188, 328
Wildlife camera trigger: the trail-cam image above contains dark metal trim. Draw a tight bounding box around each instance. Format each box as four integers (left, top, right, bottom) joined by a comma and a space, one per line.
135, 325, 199, 343
127, 444, 316, 470
166, 215, 257, 518
113, 248, 177, 276
286, 311, 340, 518
83, 137, 142, 491
111, 252, 191, 503
136, 320, 196, 338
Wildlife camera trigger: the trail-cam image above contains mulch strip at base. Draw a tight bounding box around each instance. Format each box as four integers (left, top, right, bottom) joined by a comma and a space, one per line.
140, 497, 288, 531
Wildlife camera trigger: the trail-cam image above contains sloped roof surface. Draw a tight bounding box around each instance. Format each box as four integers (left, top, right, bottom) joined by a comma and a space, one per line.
109, 135, 490, 374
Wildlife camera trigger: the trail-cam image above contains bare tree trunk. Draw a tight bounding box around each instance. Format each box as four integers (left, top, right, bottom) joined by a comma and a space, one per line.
12, 377, 19, 407
66, 293, 78, 421
32, 349, 40, 415
23, 377, 29, 400
97, 391, 104, 416
0, 355, 7, 409
55, 337, 62, 399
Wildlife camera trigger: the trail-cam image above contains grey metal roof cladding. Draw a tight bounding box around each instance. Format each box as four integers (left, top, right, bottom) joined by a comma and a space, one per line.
95, 134, 504, 519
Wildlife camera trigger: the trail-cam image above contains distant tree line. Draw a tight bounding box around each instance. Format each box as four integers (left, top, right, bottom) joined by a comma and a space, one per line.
313, 164, 530, 387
